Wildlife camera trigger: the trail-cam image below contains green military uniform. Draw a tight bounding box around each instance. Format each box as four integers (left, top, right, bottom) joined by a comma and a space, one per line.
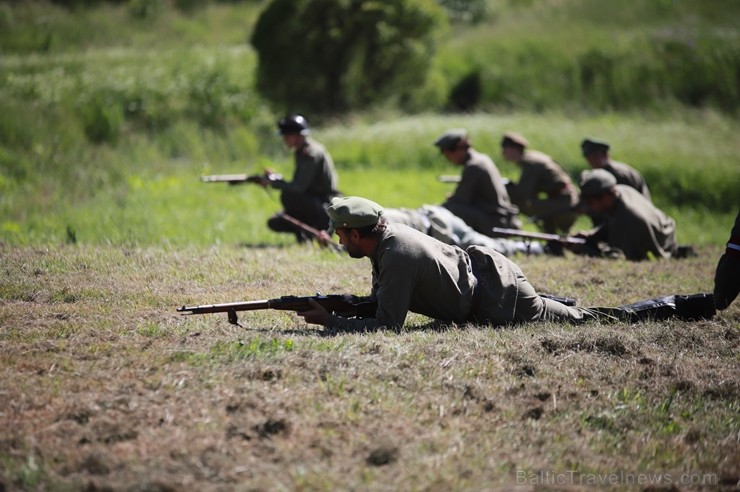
713, 211, 740, 310
603, 160, 651, 200
507, 150, 580, 234
382, 205, 544, 257
579, 170, 677, 261
442, 149, 520, 234
324, 221, 592, 332
268, 137, 340, 233
581, 138, 651, 200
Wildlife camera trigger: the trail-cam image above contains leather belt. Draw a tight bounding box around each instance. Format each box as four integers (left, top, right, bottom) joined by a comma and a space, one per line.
466, 257, 483, 322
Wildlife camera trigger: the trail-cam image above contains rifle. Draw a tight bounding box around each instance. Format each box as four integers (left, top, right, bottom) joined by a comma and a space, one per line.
439, 176, 511, 185
276, 212, 343, 253
177, 294, 377, 327
200, 170, 283, 185
491, 227, 586, 245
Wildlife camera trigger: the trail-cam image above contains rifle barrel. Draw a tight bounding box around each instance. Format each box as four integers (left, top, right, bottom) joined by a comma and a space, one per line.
177, 295, 377, 320
492, 227, 586, 245
200, 174, 251, 183
177, 300, 270, 315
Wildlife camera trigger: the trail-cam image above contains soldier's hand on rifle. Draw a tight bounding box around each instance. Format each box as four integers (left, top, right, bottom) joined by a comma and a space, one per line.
565, 231, 588, 253
316, 230, 333, 245
256, 169, 279, 187
295, 298, 330, 326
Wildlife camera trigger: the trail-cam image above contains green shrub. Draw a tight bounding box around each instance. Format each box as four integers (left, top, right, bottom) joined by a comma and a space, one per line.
77, 91, 124, 145
250, 0, 446, 114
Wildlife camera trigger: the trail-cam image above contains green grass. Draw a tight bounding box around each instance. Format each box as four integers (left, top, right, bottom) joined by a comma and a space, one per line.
1, 0, 738, 250
0, 7, 737, 489
0, 245, 737, 490
1, 110, 737, 247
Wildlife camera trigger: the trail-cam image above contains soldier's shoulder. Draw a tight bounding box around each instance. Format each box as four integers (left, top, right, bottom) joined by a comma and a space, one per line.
609, 160, 640, 173
303, 138, 329, 157
523, 149, 555, 166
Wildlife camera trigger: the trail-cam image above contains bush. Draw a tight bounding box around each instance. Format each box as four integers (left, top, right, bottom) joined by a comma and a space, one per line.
78, 91, 124, 145
250, 0, 446, 114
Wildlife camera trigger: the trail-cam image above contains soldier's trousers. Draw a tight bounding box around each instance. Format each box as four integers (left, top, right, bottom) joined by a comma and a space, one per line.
267, 190, 332, 236
467, 246, 593, 325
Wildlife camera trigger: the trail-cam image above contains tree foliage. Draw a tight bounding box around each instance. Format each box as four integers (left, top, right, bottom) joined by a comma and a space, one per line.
250, 0, 445, 114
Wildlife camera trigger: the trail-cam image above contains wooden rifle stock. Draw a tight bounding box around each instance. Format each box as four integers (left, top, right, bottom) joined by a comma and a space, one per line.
492, 227, 586, 245
177, 294, 377, 326
276, 212, 344, 253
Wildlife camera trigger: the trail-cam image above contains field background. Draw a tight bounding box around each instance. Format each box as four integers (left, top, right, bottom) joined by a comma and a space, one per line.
1, 0, 739, 490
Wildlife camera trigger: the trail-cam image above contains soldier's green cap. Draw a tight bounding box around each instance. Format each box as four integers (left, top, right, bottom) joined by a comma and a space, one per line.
581, 137, 610, 156
326, 196, 384, 234
579, 168, 617, 197
501, 131, 528, 148
433, 128, 467, 150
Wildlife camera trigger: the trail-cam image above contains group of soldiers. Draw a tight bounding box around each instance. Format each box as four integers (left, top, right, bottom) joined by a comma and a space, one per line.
236, 113, 738, 331
263, 114, 676, 262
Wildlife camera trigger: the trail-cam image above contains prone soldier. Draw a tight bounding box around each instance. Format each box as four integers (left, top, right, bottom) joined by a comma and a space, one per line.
297, 196, 597, 332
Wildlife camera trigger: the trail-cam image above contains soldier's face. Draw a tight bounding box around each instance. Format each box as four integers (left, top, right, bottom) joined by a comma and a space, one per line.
501, 145, 520, 162
584, 193, 613, 214
441, 147, 465, 165
335, 229, 364, 258
282, 133, 302, 149
584, 152, 604, 168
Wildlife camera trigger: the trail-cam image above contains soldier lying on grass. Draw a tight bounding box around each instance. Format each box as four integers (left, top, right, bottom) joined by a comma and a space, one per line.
297, 196, 714, 332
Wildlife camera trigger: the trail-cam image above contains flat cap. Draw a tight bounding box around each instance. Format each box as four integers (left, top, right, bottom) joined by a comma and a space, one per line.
579, 168, 617, 197
501, 131, 528, 148
434, 128, 467, 150
581, 137, 610, 156
326, 196, 384, 234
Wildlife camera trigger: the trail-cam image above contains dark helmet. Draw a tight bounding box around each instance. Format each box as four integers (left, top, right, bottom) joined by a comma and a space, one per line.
278, 114, 310, 135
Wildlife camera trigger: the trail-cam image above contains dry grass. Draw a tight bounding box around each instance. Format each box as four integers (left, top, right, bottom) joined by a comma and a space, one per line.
0, 244, 738, 491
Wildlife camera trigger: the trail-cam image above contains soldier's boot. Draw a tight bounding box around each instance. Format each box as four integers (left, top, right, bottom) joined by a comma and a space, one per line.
590, 293, 715, 323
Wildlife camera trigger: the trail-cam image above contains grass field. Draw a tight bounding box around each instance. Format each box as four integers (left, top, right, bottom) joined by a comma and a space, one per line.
1, 1, 739, 490
1, 244, 738, 490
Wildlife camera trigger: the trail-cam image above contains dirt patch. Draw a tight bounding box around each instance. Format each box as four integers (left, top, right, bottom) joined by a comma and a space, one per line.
540, 333, 631, 357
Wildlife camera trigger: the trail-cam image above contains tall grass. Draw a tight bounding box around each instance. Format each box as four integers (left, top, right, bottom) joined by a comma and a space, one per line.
431, 0, 740, 114
0, 0, 738, 247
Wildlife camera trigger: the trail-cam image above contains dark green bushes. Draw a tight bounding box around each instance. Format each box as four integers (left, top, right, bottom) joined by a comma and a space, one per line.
438, 33, 740, 115
250, 0, 445, 114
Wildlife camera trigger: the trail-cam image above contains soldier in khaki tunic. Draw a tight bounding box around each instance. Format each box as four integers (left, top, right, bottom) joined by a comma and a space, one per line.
573, 169, 678, 261
264, 114, 340, 241
581, 138, 651, 200
713, 211, 740, 310
501, 131, 580, 235
435, 129, 520, 236
296, 196, 595, 331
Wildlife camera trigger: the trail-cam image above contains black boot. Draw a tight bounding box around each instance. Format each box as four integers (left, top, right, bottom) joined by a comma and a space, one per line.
590, 293, 715, 323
